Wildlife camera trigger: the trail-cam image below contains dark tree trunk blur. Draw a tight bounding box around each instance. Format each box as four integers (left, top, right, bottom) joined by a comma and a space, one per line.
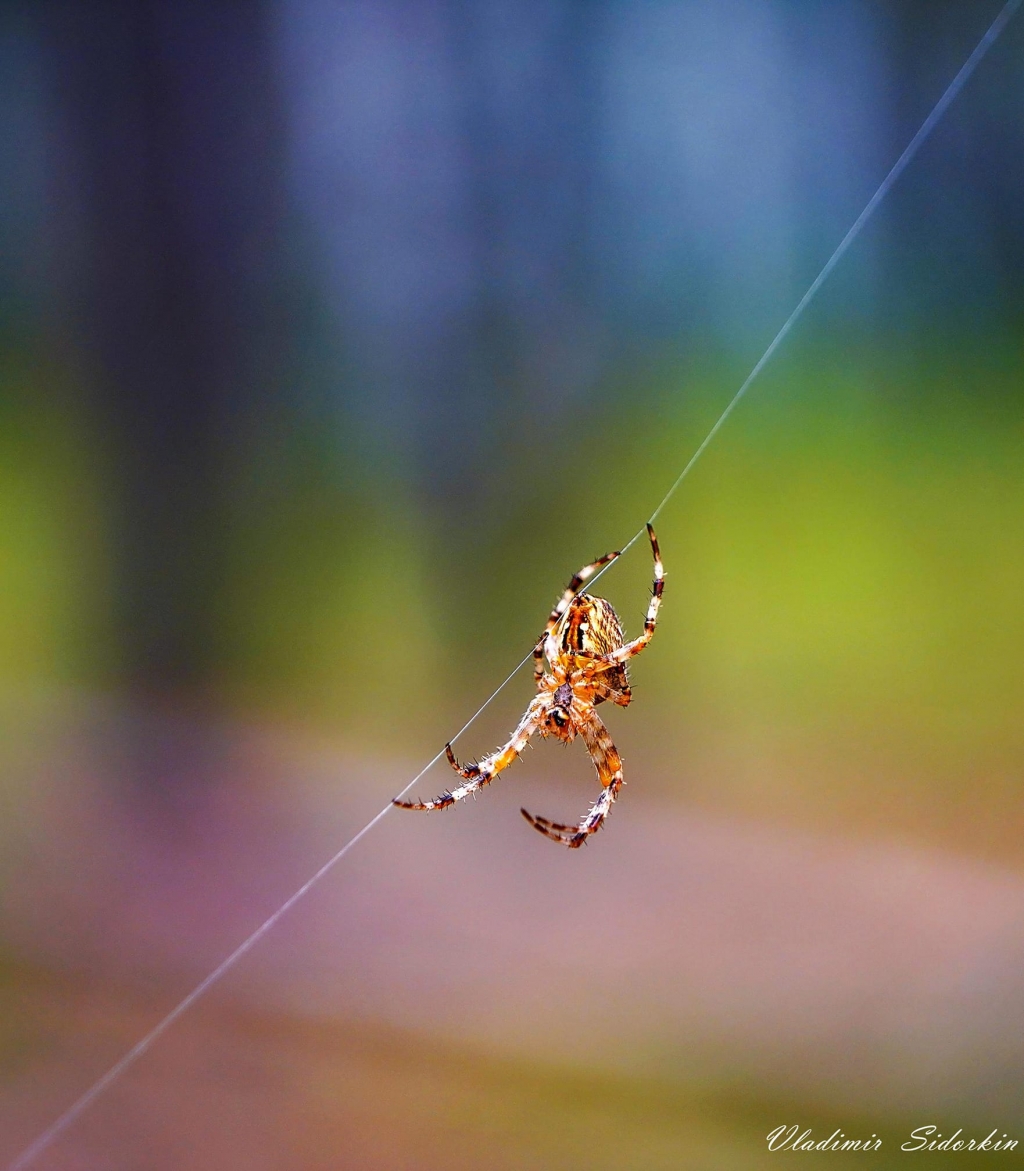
42, 0, 288, 791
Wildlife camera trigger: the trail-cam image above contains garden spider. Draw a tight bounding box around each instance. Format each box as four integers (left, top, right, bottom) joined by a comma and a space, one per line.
394, 524, 664, 847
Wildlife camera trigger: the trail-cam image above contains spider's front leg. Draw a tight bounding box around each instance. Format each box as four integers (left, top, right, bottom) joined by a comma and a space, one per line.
394, 694, 547, 812
521, 708, 623, 848
535, 547, 621, 682
580, 523, 665, 673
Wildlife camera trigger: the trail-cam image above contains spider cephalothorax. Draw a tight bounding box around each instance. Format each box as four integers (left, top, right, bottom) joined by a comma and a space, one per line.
395, 524, 664, 847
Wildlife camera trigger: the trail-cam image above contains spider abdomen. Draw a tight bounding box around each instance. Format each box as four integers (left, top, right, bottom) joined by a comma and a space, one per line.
561, 594, 631, 704
562, 595, 623, 654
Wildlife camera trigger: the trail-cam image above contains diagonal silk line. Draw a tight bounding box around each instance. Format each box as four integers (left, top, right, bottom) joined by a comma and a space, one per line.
4, 656, 536, 1171
584, 0, 1024, 591
8, 2, 1020, 1166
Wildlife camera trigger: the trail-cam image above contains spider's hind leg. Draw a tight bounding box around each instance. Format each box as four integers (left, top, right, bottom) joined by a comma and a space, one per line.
520, 808, 587, 847
520, 782, 620, 848
520, 708, 624, 849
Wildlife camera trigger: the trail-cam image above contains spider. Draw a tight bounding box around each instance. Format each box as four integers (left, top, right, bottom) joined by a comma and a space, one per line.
394, 523, 664, 847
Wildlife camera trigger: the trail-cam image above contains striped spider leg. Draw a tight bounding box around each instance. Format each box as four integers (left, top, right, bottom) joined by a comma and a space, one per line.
393, 693, 548, 811
519, 704, 623, 845
395, 524, 665, 848
522, 524, 664, 846
533, 547, 621, 685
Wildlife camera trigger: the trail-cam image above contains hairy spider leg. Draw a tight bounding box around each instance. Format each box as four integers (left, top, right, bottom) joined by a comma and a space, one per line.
393, 694, 548, 812
581, 524, 664, 669
521, 707, 623, 847
534, 548, 620, 682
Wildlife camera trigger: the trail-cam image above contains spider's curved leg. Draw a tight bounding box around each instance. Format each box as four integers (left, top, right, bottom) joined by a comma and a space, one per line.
521, 708, 623, 848
394, 694, 547, 812
586, 524, 664, 668
519, 811, 579, 836
536, 547, 620, 680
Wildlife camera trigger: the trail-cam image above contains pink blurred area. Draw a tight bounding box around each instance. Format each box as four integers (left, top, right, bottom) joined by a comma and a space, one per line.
2, 694, 1023, 1166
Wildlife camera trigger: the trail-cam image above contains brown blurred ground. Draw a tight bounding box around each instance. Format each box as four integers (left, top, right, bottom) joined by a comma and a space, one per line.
1, 970, 780, 1171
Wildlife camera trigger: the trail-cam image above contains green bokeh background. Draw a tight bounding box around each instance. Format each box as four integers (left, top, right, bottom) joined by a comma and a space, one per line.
5, 338, 1021, 852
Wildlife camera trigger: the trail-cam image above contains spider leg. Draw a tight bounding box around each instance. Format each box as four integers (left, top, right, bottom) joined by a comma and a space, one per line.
519, 811, 579, 836
520, 708, 623, 848
583, 523, 664, 668
535, 547, 620, 680
564, 654, 630, 706
394, 695, 547, 812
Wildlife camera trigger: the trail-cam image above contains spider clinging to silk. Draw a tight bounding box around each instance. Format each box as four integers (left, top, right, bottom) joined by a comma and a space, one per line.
394, 523, 664, 847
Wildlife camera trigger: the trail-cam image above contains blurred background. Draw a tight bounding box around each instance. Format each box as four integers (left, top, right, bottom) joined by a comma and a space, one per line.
0, 0, 1022, 1166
